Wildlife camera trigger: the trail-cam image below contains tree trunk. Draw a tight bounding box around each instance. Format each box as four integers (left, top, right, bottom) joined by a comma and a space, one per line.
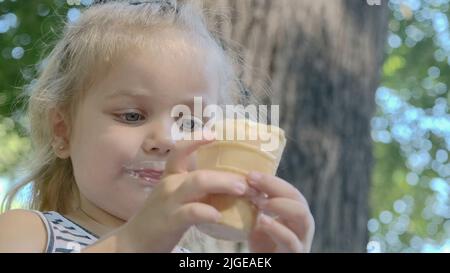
200, 0, 389, 252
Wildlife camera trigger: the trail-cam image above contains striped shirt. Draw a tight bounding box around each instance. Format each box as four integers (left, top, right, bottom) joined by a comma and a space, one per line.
33, 210, 190, 253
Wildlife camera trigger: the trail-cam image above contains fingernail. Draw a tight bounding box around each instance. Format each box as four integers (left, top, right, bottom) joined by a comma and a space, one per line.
234, 182, 246, 194
203, 130, 216, 141
259, 214, 272, 225
214, 212, 222, 222
247, 179, 256, 187
248, 171, 262, 182
258, 198, 269, 208
251, 196, 268, 208
246, 187, 259, 197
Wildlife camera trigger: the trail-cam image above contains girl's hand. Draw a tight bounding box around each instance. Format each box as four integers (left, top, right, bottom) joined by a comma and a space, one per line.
119, 133, 250, 252
247, 172, 315, 253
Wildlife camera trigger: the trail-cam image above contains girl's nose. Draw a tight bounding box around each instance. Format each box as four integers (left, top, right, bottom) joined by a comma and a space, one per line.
143, 140, 173, 155
142, 119, 175, 156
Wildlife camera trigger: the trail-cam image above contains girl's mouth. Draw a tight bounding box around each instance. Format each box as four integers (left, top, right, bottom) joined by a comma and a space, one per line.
123, 161, 166, 187
125, 168, 164, 187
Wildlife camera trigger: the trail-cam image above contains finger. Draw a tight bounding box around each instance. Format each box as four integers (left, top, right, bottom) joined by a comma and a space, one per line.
253, 197, 314, 240
247, 171, 307, 203
258, 213, 304, 253
164, 130, 215, 175
175, 170, 250, 203
173, 202, 222, 230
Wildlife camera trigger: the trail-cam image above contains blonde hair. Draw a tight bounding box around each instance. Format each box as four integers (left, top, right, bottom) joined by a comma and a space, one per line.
2, 0, 255, 251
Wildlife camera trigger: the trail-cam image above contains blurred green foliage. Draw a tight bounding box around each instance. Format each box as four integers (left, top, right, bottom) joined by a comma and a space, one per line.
369, 0, 450, 252
0, 0, 73, 176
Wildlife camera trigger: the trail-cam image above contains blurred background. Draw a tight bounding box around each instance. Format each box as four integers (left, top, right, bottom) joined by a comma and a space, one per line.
0, 0, 449, 252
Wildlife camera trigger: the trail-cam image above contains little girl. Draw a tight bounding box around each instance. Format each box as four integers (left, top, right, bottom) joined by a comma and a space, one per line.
0, 0, 314, 253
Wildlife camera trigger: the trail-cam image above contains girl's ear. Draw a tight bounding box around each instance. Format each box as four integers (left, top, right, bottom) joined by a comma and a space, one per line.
50, 107, 71, 159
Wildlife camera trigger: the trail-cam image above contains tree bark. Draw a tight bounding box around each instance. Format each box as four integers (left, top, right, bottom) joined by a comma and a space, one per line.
201, 0, 389, 252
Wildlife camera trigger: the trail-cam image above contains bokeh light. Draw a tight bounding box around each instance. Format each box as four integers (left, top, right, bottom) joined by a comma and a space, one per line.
370, 0, 450, 253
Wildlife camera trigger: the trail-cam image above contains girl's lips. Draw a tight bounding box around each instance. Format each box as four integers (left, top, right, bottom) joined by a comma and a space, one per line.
125, 168, 164, 186
135, 169, 164, 178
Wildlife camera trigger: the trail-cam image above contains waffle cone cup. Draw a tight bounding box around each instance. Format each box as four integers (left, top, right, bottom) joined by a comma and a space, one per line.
195, 118, 286, 241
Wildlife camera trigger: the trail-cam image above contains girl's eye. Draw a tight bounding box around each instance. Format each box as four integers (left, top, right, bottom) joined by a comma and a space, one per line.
118, 112, 145, 123
178, 115, 203, 132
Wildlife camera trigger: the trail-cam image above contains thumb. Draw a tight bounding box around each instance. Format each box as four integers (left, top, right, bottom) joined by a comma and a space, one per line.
164, 129, 215, 175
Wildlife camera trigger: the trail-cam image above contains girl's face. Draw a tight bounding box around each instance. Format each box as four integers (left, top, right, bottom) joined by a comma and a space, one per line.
68, 29, 220, 220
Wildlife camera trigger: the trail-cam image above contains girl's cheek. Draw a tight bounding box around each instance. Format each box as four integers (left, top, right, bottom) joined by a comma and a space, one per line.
102, 131, 143, 159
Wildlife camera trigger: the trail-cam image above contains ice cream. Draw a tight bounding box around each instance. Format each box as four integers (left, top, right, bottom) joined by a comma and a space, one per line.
195, 118, 286, 241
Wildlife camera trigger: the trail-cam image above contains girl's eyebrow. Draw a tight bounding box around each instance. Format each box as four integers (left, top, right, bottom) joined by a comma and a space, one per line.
104, 89, 210, 107
104, 89, 151, 100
